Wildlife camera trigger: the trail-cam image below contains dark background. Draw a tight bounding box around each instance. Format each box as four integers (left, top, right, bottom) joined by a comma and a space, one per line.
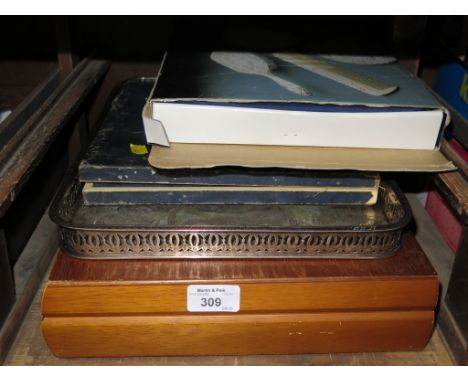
0, 16, 466, 60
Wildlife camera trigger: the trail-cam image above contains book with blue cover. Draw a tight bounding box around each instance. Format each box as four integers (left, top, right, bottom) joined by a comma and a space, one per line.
435, 60, 468, 149
82, 181, 379, 206
143, 51, 449, 150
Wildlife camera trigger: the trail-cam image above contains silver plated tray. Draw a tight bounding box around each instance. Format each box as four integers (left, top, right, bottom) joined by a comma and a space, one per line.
50, 175, 412, 259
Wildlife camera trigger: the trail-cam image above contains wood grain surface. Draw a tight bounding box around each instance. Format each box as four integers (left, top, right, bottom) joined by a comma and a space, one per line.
49, 232, 435, 281
0, 59, 109, 217
42, 310, 435, 358
42, 232, 438, 315
40, 231, 440, 358
42, 279, 437, 315
5, 275, 454, 365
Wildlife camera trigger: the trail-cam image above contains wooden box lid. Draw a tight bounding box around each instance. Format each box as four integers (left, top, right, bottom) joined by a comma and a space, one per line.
42, 232, 438, 316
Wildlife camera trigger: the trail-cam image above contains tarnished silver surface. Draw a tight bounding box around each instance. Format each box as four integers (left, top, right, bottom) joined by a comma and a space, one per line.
50, 176, 412, 259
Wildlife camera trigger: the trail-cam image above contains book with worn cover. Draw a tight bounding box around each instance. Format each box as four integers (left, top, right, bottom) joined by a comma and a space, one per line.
82, 180, 379, 206
79, 79, 382, 199
143, 51, 449, 150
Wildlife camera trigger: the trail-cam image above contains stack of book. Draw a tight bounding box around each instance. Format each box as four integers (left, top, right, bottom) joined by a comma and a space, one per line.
70, 79, 411, 260
42, 52, 454, 358
143, 51, 453, 171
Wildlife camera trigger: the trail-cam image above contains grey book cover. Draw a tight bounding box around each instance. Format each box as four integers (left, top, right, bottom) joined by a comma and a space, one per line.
153, 51, 443, 110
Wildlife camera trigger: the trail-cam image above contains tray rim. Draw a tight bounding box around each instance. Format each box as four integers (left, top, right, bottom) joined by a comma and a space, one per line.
49, 174, 412, 234
49, 172, 411, 259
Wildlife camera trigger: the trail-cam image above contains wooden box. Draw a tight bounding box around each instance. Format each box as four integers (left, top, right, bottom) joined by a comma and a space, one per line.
41, 232, 438, 357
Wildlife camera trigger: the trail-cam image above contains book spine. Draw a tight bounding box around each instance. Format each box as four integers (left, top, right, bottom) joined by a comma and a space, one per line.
83, 188, 377, 206
425, 189, 462, 253
79, 167, 379, 188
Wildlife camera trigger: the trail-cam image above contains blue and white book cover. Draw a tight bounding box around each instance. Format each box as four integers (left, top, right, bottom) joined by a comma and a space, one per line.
144, 51, 448, 150
154, 52, 439, 107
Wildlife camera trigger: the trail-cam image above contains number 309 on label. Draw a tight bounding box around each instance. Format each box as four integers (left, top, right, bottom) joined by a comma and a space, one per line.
187, 285, 241, 312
